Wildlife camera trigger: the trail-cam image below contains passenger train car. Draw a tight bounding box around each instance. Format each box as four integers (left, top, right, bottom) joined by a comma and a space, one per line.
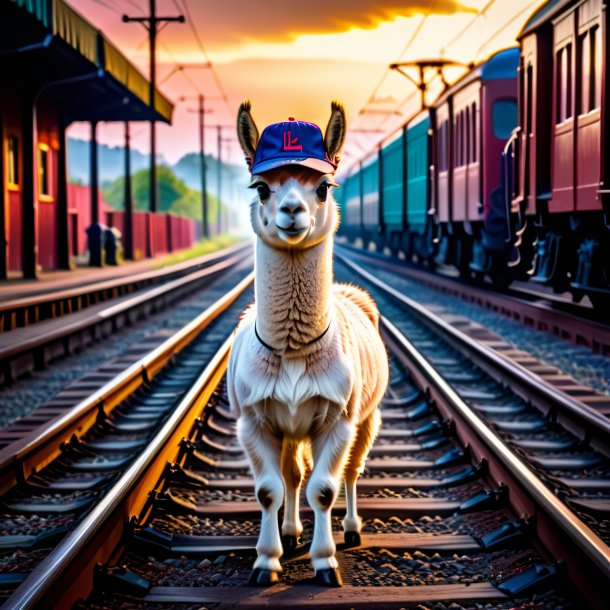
509, 0, 609, 308
337, 0, 610, 309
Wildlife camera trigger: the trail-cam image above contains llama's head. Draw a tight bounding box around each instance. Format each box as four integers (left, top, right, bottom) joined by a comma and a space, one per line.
237, 101, 346, 248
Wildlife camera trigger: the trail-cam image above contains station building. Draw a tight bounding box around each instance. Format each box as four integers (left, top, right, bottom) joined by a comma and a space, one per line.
0, 0, 196, 280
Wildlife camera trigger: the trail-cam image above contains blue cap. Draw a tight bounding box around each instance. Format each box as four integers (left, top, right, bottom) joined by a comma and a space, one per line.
251, 117, 337, 175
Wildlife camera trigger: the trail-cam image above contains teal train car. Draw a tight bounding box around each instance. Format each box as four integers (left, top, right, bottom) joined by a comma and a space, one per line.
405, 112, 432, 259
339, 111, 432, 260
360, 151, 380, 247
380, 129, 404, 252
338, 167, 361, 242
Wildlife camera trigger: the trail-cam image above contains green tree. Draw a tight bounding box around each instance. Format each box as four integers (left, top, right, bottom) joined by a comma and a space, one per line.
102, 165, 225, 223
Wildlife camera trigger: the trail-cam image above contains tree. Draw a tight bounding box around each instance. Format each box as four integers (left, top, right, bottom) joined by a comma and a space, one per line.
102, 165, 225, 223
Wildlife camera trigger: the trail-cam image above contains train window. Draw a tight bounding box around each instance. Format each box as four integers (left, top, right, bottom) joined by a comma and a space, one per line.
453, 115, 459, 167
460, 111, 465, 167
439, 121, 447, 172
38, 144, 50, 196
556, 45, 573, 123
556, 49, 562, 122
579, 31, 590, 115
492, 100, 517, 140
471, 103, 477, 163
466, 106, 472, 163
566, 44, 573, 119
593, 26, 601, 109
7, 136, 18, 186
526, 65, 533, 135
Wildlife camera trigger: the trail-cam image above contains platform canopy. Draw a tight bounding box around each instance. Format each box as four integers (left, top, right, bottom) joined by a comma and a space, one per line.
0, 0, 173, 124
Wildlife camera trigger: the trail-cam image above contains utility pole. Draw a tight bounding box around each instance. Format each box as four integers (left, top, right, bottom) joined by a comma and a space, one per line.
182, 94, 216, 238
217, 125, 222, 235
123, 1, 184, 214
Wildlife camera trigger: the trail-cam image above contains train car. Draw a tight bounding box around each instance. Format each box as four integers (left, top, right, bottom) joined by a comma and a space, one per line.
337, 165, 361, 243
512, 0, 609, 307
360, 150, 381, 249
406, 112, 433, 262
380, 128, 405, 254
432, 47, 519, 279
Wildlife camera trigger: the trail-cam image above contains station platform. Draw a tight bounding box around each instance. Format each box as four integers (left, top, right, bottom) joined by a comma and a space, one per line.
0, 238, 250, 303
1, 258, 179, 303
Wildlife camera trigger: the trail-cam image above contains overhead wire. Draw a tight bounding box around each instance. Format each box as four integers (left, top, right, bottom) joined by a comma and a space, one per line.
89, 0, 124, 16
475, 0, 541, 57
178, 0, 231, 107
440, 0, 498, 55
157, 37, 203, 94
347, 0, 535, 168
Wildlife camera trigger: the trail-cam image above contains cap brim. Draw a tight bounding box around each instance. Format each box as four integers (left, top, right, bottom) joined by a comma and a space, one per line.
251, 157, 336, 175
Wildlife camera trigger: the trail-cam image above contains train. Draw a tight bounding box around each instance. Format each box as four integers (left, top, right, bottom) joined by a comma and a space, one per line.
336, 0, 610, 311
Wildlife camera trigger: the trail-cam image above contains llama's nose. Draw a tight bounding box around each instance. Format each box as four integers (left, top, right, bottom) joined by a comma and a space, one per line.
279, 199, 307, 216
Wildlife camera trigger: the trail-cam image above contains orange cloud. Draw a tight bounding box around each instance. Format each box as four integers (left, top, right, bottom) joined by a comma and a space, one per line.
191, 1, 478, 45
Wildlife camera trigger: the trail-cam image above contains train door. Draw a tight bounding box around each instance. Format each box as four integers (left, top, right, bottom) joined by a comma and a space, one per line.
518, 36, 537, 215
552, 11, 577, 212
452, 106, 467, 222
435, 102, 452, 223
575, 0, 602, 211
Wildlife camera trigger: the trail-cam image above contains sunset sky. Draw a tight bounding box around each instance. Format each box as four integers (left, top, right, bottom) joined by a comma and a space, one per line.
66, 0, 545, 170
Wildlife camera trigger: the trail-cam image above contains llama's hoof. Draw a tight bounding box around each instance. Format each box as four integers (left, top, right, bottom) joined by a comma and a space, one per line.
315, 567, 343, 587
281, 534, 302, 552
344, 531, 361, 547
247, 568, 279, 587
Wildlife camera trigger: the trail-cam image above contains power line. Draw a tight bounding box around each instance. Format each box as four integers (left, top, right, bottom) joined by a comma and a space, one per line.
475, 0, 540, 57
178, 0, 231, 108
441, 0, 498, 55
89, 0, 123, 16
157, 38, 203, 94
359, 0, 436, 110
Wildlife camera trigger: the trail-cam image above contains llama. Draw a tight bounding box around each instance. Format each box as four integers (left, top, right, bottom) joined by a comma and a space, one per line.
227, 101, 389, 587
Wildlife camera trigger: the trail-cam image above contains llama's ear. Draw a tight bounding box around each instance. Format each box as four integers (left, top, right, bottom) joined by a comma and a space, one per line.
324, 100, 346, 164
237, 101, 259, 167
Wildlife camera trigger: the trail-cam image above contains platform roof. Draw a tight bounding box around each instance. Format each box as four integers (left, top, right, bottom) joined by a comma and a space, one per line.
0, 0, 174, 124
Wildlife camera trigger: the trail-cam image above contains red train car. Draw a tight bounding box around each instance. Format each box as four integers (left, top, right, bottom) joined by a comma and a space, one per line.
432, 48, 519, 276
513, 0, 609, 306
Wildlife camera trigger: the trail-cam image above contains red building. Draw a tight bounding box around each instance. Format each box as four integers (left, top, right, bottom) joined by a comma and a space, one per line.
0, 0, 179, 279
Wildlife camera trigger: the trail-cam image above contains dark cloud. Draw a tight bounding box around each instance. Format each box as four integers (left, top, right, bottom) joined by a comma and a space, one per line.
189, 1, 478, 45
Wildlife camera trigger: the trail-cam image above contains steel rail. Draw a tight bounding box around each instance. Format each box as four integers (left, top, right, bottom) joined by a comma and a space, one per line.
0, 271, 254, 494
0, 242, 251, 331
336, 253, 610, 450
335, 243, 610, 354
381, 316, 610, 608
0, 249, 253, 384
3, 336, 234, 610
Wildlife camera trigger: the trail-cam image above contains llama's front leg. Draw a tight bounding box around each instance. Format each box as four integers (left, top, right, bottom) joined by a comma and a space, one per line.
281, 440, 305, 551
344, 410, 381, 546
237, 415, 284, 586
307, 417, 356, 587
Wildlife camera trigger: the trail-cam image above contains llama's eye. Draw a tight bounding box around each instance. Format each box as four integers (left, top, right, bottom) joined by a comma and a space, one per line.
256, 183, 271, 201
316, 182, 329, 202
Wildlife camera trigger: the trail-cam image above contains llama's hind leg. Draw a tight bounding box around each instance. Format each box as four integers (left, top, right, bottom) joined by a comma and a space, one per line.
343, 409, 381, 546
280, 439, 305, 552
307, 417, 356, 586
237, 416, 284, 586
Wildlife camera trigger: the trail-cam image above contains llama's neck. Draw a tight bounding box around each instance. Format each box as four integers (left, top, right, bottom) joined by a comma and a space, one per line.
255, 236, 333, 353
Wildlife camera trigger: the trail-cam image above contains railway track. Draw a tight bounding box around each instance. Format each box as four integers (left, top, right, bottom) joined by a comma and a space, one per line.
1, 260, 607, 608
0, 270, 255, 605
0, 242, 249, 333
336, 242, 610, 356
0, 242, 253, 386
